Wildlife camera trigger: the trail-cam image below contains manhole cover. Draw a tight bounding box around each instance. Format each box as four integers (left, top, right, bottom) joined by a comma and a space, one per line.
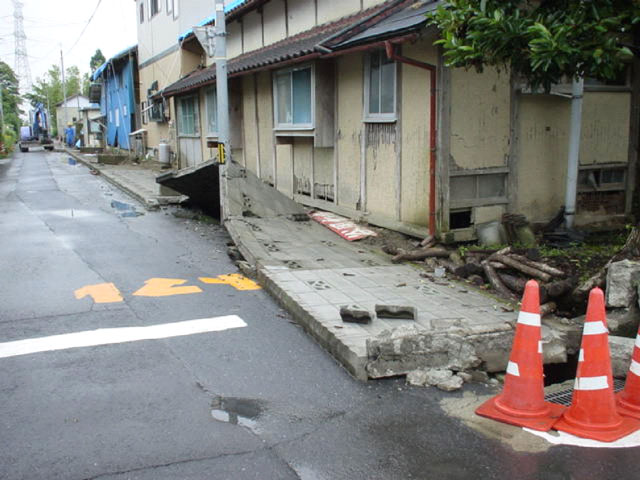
545, 378, 626, 406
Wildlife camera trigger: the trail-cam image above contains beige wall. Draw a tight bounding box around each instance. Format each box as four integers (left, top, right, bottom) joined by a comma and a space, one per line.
450, 67, 511, 170
516, 91, 631, 222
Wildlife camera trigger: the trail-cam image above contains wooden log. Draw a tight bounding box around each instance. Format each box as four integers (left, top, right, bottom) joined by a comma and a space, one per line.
545, 279, 573, 298
482, 261, 518, 300
391, 247, 450, 263
489, 261, 509, 270
492, 254, 552, 282
540, 302, 557, 317
420, 235, 436, 248
382, 245, 399, 256
509, 254, 566, 278
498, 273, 527, 293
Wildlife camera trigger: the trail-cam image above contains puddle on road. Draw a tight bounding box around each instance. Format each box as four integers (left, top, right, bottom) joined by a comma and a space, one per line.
210, 396, 264, 432
110, 200, 144, 218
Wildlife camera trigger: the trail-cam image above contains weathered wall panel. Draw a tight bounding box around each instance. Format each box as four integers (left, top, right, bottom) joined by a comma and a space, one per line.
450, 67, 511, 170
336, 54, 363, 210
263, 0, 287, 47
243, 10, 263, 53
313, 147, 334, 199
276, 144, 294, 197
517, 95, 569, 221
365, 123, 397, 218
226, 20, 243, 61
287, 0, 315, 36
242, 75, 259, 176
580, 92, 630, 165
256, 71, 275, 183
362, 0, 387, 9
318, 0, 360, 24
399, 41, 435, 226
293, 138, 313, 195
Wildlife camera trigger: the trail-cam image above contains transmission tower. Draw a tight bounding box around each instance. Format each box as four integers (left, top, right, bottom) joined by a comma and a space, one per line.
13, 0, 33, 95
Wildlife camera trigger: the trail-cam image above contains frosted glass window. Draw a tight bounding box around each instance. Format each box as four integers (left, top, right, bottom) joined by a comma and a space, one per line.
205, 87, 218, 134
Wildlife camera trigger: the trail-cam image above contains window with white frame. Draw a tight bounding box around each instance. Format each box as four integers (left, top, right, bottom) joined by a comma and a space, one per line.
139, 1, 144, 23
274, 66, 313, 128
177, 96, 199, 136
149, 0, 160, 17
205, 87, 218, 135
173, 0, 179, 19
166, 0, 172, 15
365, 50, 396, 121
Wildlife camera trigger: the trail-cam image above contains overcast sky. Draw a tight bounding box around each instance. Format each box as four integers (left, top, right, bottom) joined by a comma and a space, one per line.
0, 0, 137, 88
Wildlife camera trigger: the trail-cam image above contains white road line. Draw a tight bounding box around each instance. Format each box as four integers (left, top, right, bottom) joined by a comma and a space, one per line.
0, 316, 247, 359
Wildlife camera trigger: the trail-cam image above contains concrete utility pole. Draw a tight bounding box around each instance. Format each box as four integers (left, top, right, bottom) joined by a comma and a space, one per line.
61, 49, 68, 137
214, 0, 230, 220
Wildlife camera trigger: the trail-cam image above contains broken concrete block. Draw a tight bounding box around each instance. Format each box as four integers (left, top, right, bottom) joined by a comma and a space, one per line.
610, 335, 634, 378
606, 306, 640, 338
541, 324, 568, 364
406, 368, 463, 391
606, 259, 640, 308
374, 304, 417, 320
543, 316, 583, 355
366, 324, 514, 378
456, 372, 473, 383
340, 305, 373, 324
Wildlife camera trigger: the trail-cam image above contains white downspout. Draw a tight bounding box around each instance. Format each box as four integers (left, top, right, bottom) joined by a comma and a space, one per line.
563, 76, 584, 229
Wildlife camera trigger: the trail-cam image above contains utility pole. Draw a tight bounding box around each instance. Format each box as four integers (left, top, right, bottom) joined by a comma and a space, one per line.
214, 0, 230, 221
61, 49, 68, 139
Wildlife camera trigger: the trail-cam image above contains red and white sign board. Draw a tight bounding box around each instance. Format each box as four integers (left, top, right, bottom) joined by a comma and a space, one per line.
309, 211, 377, 241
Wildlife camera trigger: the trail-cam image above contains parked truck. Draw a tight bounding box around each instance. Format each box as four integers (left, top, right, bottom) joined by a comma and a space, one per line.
19, 103, 54, 152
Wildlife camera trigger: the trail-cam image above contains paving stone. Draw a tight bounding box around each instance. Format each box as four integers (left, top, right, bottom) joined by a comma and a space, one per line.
340, 305, 373, 324
375, 304, 417, 320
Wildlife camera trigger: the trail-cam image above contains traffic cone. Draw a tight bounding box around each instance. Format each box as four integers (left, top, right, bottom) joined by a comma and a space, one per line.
616, 324, 640, 419
476, 280, 565, 431
553, 287, 640, 442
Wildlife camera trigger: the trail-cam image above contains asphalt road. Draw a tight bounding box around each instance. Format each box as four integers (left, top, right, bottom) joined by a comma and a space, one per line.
1, 150, 638, 480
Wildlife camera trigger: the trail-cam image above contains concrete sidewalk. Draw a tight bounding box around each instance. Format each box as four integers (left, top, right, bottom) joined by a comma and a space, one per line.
62, 152, 517, 381
65, 148, 187, 208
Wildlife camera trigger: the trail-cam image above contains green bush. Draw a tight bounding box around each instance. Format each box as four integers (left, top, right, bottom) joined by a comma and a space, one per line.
0, 129, 16, 156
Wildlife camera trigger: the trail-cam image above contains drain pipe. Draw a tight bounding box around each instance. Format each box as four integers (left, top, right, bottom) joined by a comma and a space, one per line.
385, 41, 437, 236
564, 76, 584, 229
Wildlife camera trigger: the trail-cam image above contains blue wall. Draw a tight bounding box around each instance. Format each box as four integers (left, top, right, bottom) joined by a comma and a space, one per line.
100, 58, 135, 149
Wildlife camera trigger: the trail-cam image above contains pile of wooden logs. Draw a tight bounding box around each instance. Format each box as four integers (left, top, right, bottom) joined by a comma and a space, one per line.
385, 239, 570, 315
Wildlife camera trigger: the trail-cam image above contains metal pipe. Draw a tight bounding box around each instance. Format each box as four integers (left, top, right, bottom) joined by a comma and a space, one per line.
384, 41, 438, 236
564, 76, 584, 229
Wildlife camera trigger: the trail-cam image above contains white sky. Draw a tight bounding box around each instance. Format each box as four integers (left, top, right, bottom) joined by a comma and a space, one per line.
0, 0, 137, 88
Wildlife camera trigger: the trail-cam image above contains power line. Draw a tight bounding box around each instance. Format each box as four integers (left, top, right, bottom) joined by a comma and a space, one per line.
66, 0, 103, 55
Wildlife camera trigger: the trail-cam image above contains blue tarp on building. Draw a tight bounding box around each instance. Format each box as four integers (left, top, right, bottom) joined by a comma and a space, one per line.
93, 46, 137, 149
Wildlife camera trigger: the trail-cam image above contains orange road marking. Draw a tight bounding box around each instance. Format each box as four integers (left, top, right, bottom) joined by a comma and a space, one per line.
74, 283, 124, 303
199, 274, 261, 291
133, 278, 203, 297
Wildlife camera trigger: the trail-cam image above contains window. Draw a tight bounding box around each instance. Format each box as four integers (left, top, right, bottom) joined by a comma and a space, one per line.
166, 0, 172, 15
577, 165, 627, 214
205, 87, 218, 135
139, 2, 144, 23
578, 166, 626, 191
274, 66, 313, 128
149, 0, 160, 17
173, 0, 179, 19
177, 96, 199, 136
449, 171, 508, 208
149, 98, 165, 122
365, 50, 396, 121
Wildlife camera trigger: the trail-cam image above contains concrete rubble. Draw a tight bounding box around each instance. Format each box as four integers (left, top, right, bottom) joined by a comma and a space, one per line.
406, 368, 465, 391
606, 259, 640, 308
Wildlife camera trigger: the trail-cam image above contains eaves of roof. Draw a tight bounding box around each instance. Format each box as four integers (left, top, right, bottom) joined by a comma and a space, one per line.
92, 45, 138, 81
162, 0, 436, 98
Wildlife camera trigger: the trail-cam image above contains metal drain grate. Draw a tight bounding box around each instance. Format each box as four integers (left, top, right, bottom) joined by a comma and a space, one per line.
545, 378, 626, 406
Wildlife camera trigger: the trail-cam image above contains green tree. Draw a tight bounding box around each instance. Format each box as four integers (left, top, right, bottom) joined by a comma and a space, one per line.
428, 0, 640, 91
0, 61, 22, 137
90, 49, 106, 75
26, 64, 85, 135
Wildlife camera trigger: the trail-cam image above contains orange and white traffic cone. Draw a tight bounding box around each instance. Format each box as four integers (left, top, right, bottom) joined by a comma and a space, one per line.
553, 287, 640, 442
617, 324, 640, 419
476, 280, 565, 431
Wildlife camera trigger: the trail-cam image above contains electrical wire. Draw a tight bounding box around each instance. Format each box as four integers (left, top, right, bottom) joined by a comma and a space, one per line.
65, 0, 103, 55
